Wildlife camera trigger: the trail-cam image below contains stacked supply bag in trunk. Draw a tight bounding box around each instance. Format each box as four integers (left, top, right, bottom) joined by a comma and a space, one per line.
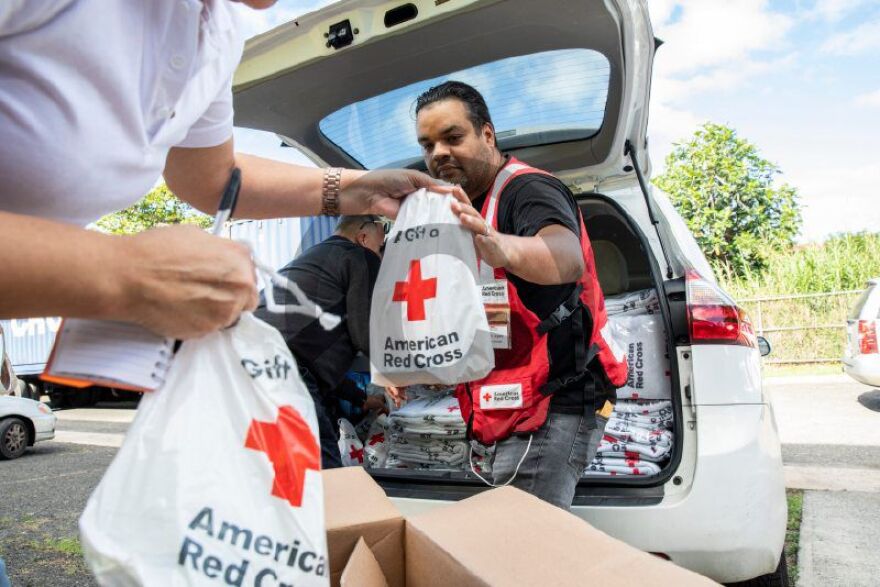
344, 289, 676, 480
385, 388, 468, 470
587, 399, 674, 476
584, 288, 674, 478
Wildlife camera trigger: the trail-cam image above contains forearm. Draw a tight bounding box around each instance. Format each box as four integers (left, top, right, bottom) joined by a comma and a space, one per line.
164, 142, 365, 218
500, 227, 584, 285
0, 212, 126, 320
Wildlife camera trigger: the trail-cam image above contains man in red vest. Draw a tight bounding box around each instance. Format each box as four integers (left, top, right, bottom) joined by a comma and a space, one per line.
409, 81, 627, 509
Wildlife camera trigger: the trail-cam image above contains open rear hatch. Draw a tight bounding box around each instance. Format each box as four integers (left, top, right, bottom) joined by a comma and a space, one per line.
232, 0, 682, 497
233, 0, 654, 189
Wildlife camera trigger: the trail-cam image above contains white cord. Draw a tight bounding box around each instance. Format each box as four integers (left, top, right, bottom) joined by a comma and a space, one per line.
253, 258, 341, 331
469, 434, 533, 488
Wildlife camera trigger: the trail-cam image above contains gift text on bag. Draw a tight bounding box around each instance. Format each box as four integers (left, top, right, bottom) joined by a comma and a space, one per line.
390, 225, 440, 244
179, 506, 327, 586
241, 355, 294, 381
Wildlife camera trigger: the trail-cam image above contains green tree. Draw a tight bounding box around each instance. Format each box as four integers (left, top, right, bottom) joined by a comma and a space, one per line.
653, 122, 802, 277
96, 183, 212, 234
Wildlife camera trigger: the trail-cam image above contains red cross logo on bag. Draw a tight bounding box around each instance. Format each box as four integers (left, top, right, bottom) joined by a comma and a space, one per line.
393, 259, 437, 321
368, 433, 385, 446
349, 445, 364, 463
245, 405, 320, 508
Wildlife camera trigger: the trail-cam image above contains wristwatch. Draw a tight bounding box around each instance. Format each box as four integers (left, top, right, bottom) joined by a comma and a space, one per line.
321, 167, 343, 216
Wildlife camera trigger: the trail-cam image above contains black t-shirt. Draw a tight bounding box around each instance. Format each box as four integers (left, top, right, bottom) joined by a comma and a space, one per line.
471, 171, 595, 411
254, 236, 380, 395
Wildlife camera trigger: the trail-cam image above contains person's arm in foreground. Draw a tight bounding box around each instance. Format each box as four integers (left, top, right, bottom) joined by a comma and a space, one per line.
164, 140, 439, 220
0, 212, 257, 339
0, 143, 458, 338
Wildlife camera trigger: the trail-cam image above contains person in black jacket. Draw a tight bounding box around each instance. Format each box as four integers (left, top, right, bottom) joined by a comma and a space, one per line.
256, 215, 388, 468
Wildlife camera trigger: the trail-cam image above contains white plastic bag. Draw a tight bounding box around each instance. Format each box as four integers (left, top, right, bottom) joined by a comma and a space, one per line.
337, 418, 365, 466
606, 312, 671, 400
369, 189, 493, 387
79, 314, 329, 586
363, 414, 390, 469
605, 288, 660, 316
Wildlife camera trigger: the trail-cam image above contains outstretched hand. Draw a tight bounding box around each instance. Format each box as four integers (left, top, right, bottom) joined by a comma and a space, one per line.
338, 169, 470, 218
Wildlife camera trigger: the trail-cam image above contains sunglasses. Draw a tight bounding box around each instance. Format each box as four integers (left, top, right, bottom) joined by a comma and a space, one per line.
360, 218, 391, 235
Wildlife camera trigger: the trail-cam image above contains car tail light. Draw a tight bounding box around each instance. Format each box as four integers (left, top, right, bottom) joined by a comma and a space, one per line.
685, 270, 757, 349
859, 320, 878, 354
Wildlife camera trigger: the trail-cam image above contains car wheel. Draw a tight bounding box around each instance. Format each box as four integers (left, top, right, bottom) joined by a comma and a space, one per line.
726, 555, 790, 587
0, 417, 29, 460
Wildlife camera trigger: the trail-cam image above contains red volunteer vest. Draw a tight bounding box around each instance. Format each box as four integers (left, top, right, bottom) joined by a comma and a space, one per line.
456, 158, 628, 445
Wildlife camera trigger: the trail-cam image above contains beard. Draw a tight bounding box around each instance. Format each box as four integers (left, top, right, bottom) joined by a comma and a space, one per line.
432, 145, 497, 196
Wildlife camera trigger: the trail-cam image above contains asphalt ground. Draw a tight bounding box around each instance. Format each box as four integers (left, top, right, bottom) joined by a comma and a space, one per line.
0, 377, 877, 586
0, 442, 115, 587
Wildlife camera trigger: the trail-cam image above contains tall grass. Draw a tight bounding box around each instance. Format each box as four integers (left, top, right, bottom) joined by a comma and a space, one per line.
716, 232, 880, 364
718, 232, 880, 298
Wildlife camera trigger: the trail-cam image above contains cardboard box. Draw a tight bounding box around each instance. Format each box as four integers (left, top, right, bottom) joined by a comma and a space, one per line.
323, 467, 405, 587
405, 486, 717, 586
340, 537, 390, 587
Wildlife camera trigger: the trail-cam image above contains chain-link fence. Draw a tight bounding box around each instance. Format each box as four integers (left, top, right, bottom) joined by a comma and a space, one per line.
738, 290, 862, 365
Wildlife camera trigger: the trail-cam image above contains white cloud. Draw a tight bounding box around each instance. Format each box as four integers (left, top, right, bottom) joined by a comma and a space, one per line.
805, 0, 872, 22
820, 18, 880, 54
648, 0, 678, 26
648, 1, 797, 166
787, 163, 880, 242
855, 89, 880, 107
652, 0, 794, 76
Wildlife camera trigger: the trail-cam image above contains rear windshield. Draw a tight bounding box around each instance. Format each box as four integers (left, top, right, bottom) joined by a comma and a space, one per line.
848, 285, 876, 320
319, 48, 610, 169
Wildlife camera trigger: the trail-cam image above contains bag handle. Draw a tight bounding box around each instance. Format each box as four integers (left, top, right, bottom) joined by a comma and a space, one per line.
253, 258, 341, 331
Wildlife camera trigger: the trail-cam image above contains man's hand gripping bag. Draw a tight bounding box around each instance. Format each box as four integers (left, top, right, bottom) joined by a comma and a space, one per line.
370, 189, 493, 387
79, 314, 329, 587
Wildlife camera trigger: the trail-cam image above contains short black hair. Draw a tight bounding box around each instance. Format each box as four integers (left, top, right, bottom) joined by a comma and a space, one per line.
414, 81, 493, 134
336, 215, 380, 236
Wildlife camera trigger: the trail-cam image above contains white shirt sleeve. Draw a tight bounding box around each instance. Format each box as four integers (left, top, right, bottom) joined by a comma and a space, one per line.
0, 0, 76, 37
176, 71, 235, 149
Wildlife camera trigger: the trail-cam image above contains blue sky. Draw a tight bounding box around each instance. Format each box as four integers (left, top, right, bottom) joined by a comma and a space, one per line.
233, 0, 880, 243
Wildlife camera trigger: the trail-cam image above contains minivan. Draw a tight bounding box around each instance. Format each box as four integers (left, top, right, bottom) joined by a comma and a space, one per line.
232, 1, 789, 583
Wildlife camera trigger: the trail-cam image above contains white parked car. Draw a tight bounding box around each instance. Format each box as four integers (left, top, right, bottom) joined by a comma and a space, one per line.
233, 0, 787, 583
1, 322, 40, 399
843, 279, 880, 387
0, 395, 56, 459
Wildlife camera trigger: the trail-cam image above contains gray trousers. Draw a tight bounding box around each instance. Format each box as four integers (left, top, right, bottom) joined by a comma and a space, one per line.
491, 407, 606, 510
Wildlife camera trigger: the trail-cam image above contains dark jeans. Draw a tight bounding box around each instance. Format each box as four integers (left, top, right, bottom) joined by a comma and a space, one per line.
298, 366, 342, 469
491, 404, 604, 510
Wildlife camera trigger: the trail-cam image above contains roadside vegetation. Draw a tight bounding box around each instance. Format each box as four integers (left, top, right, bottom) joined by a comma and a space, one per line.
655, 123, 878, 367
785, 490, 804, 585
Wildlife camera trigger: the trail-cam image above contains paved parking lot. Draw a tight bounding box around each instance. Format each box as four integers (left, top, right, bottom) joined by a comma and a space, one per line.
1, 377, 878, 586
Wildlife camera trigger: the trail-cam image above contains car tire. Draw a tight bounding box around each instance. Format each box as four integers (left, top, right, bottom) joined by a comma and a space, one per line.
0, 417, 29, 460
726, 555, 790, 587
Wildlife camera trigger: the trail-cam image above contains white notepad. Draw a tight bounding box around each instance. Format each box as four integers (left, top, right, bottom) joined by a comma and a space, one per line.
42, 319, 175, 392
